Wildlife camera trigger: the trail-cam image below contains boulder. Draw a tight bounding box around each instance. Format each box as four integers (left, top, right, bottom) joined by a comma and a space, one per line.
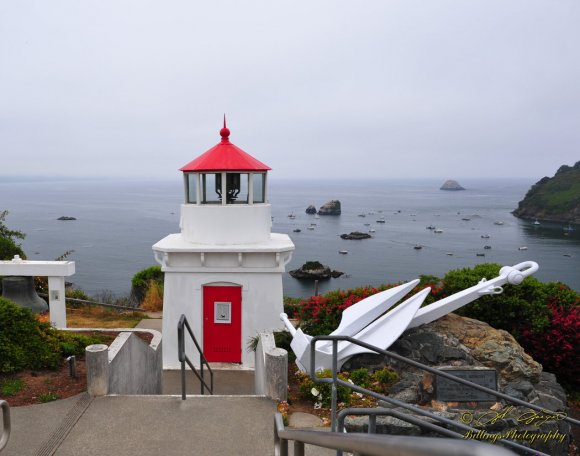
57, 216, 77, 221
305, 205, 317, 214
318, 200, 341, 215
440, 180, 465, 191
343, 314, 571, 455
340, 231, 371, 240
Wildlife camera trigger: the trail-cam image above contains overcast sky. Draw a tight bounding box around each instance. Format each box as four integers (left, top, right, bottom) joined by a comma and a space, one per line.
1, 1, 578, 181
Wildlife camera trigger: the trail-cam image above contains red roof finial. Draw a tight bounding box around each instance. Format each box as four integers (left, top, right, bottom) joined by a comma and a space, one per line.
220, 114, 230, 141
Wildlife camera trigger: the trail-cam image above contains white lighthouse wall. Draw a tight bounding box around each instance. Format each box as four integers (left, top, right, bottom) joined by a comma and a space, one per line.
180, 204, 272, 244
162, 271, 285, 369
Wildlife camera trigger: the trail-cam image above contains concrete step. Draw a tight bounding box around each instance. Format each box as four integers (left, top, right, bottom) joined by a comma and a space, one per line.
162, 368, 255, 395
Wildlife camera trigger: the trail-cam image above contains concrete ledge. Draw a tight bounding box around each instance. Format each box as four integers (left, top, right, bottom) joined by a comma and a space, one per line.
254, 332, 287, 401
71, 328, 162, 396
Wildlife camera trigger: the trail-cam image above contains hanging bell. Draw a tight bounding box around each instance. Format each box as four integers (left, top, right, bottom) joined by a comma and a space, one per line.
1, 276, 48, 313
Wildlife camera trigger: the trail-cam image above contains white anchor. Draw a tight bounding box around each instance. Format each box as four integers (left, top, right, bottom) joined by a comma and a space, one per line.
281, 261, 539, 373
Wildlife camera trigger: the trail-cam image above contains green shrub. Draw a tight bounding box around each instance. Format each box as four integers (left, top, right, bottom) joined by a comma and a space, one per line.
0, 378, 24, 396
131, 265, 164, 304
350, 368, 370, 389
303, 261, 324, 270
0, 298, 105, 374
438, 263, 575, 334
371, 366, 399, 393
297, 369, 352, 407
39, 392, 59, 403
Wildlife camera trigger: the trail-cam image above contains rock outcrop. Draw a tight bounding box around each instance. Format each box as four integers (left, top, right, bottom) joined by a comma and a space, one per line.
440, 180, 465, 191
289, 261, 344, 280
342, 314, 571, 455
318, 200, 341, 215
305, 205, 317, 215
57, 216, 77, 221
340, 231, 371, 240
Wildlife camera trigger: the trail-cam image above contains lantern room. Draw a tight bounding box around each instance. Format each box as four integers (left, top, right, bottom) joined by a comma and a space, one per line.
153, 120, 295, 369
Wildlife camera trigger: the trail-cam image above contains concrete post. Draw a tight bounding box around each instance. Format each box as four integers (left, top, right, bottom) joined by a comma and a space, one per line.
86, 344, 109, 396
47, 276, 66, 328
265, 348, 288, 401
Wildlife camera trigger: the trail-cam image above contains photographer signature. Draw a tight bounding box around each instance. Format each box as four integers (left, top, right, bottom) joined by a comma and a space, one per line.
460, 406, 567, 427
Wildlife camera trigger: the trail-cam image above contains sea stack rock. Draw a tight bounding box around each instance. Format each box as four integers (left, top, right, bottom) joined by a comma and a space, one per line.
289, 261, 344, 280
318, 200, 341, 215
440, 180, 465, 191
305, 205, 317, 214
340, 231, 372, 240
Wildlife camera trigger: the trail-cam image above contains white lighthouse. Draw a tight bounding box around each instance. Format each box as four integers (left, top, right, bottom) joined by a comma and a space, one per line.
153, 121, 295, 369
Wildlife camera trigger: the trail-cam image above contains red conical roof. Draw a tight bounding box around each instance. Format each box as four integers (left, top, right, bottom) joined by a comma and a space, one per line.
180, 120, 271, 172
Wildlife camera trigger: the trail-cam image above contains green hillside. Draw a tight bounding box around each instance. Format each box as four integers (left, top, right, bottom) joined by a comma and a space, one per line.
513, 161, 580, 224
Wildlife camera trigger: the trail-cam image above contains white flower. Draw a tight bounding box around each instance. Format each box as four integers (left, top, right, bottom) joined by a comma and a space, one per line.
311, 387, 320, 397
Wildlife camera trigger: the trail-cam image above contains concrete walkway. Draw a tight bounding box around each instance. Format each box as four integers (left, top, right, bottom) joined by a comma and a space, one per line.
2, 318, 335, 455
3, 394, 335, 455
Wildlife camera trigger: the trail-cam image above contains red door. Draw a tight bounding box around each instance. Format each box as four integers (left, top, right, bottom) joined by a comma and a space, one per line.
203, 285, 242, 363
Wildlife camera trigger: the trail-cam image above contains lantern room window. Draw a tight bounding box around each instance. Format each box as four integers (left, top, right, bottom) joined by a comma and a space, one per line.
252, 173, 266, 203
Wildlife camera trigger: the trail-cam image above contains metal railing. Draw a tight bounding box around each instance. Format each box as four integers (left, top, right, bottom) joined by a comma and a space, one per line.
0, 400, 10, 451
309, 335, 578, 456
39, 293, 139, 311
177, 314, 213, 399
274, 412, 516, 456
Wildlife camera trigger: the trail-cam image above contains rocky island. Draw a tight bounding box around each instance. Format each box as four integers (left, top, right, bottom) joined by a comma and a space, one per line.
305, 205, 317, 214
440, 179, 465, 191
289, 261, 344, 280
340, 231, 372, 240
513, 161, 580, 224
57, 216, 77, 221
318, 200, 341, 215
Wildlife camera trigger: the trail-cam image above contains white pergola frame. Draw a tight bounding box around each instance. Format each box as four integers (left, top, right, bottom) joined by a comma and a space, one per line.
0, 256, 75, 328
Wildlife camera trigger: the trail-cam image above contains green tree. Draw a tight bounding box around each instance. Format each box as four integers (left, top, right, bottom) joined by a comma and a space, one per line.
0, 210, 25, 260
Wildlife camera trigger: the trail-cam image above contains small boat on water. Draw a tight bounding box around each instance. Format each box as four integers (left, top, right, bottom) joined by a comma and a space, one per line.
434, 229, 443, 233
563, 253, 572, 257
369, 228, 376, 233
533, 220, 540, 225
364, 223, 371, 226
338, 250, 348, 255
476, 253, 485, 257
413, 245, 422, 250
358, 214, 366, 218
376, 219, 386, 224
494, 221, 504, 225
314, 214, 320, 219
518, 246, 528, 251
484, 245, 492, 250
288, 213, 296, 219
446, 252, 453, 256
461, 217, 471, 221
426, 225, 436, 230
307, 226, 315, 230
481, 234, 490, 239
293, 229, 301, 233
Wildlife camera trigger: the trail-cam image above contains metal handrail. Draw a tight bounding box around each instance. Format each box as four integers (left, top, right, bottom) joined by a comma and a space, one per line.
178, 314, 213, 399
310, 335, 576, 456
0, 400, 10, 451
274, 413, 516, 456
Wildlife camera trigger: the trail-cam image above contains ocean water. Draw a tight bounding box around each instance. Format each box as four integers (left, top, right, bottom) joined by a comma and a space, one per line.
0, 177, 578, 297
